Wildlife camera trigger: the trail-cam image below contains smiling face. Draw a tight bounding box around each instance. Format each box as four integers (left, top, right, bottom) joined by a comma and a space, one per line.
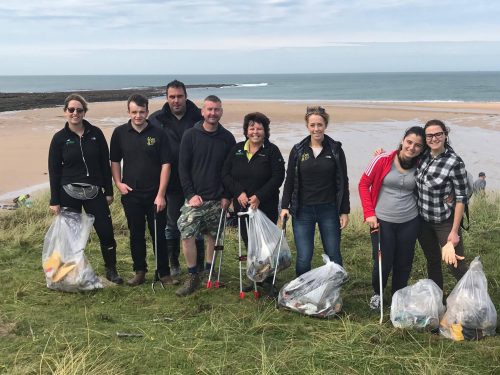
306, 114, 326, 143
246, 121, 265, 146
425, 124, 447, 154
64, 100, 86, 126
399, 133, 424, 160
128, 101, 149, 127
202, 99, 223, 127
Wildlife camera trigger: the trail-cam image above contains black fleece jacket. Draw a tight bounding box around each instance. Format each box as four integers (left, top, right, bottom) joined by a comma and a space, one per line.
178, 121, 236, 201
222, 139, 285, 212
48, 120, 113, 205
149, 100, 203, 193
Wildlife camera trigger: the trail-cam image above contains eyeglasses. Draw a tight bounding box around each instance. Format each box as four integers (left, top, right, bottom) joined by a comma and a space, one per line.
67, 107, 84, 114
425, 131, 445, 140
306, 106, 326, 115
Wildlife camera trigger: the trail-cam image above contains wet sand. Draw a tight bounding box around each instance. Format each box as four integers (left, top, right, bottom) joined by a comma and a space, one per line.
1, 99, 499, 206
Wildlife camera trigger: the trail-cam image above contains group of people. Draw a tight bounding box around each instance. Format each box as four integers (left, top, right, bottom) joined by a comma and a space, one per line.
48, 79, 472, 304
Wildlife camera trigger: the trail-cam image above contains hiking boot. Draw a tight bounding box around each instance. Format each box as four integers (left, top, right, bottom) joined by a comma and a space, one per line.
170, 266, 182, 277
369, 294, 381, 310
105, 267, 124, 285
127, 271, 146, 287
160, 275, 180, 286
175, 273, 200, 297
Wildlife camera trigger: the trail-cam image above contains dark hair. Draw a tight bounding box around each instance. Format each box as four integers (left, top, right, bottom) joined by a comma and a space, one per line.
243, 112, 271, 139
397, 126, 427, 168
166, 79, 187, 96
204, 95, 222, 104
64, 94, 88, 112
424, 119, 450, 147
127, 94, 149, 110
305, 106, 329, 126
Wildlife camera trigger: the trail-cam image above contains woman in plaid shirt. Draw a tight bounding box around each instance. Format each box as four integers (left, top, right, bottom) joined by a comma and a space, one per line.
416, 119, 469, 290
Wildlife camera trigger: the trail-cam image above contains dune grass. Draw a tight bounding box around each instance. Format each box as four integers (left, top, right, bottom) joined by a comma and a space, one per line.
0, 192, 499, 374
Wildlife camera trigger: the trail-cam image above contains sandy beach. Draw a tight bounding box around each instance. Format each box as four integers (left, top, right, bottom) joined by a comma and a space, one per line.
1, 99, 499, 206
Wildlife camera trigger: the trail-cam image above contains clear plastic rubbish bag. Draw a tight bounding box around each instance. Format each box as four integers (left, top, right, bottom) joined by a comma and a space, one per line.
440, 256, 497, 341
390, 279, 445, 330
278, 254, 348, 318
246, 208, 291, 282
42, 209, 103, 292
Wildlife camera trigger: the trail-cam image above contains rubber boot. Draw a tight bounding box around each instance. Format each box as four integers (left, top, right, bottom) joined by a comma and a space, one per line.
101, 244, 123, 285
167, 239, 182, 276
196, 238, 205, 272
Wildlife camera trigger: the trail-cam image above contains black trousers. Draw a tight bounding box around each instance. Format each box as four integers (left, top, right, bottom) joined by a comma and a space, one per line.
371, 216, 419, 295
233, 200, 279, 247
418, 215, 468, 290
59, 188, 116, 268
121, 190, 170, 276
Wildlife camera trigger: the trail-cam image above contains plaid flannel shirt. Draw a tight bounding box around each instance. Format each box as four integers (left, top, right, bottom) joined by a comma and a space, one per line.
416, 147, 468, 223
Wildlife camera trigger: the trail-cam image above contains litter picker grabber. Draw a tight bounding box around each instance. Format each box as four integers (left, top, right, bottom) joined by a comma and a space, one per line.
371, 227, 383, 324
151, 205, 164, 293
207, 208, 227, 289
269, 214, 288, 302
236, 211, 258, 299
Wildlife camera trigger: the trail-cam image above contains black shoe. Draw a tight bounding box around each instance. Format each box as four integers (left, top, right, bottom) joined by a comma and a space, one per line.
105, 267, 124, 285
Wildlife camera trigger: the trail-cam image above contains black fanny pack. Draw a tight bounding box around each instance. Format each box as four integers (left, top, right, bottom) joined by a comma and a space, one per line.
63, 183, 99, 200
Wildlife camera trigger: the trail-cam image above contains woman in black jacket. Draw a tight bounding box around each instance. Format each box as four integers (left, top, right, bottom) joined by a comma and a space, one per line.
280, 106, 350, 276
48, 94, 122, 284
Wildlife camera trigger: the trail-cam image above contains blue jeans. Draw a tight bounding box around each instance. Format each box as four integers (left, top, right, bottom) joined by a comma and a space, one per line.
292, 203, 342, 276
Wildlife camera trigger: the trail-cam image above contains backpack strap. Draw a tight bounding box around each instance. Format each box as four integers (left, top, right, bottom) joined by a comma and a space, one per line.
461, 203, 470, 231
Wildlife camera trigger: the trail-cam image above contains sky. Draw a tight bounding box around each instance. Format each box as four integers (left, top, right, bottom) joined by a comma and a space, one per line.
1, 0, 500, 74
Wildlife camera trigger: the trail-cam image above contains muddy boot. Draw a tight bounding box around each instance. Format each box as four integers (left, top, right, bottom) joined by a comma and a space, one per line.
196, 238, 205, 272
167, 240, 182, 276
101, 244, 123, 285
175, 273, 200, 297
160, 274, 180, 285
127, 271, 146, 286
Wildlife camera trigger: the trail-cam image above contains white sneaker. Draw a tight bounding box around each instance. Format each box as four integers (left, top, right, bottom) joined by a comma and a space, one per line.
369, 294, 381, 310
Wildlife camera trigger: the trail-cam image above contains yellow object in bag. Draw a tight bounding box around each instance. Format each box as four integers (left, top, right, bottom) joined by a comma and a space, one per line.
43, 251, 62, 278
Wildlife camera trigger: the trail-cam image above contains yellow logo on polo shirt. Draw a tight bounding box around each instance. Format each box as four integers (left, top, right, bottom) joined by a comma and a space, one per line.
300, 153, 309, 162
147, 137, 156, 146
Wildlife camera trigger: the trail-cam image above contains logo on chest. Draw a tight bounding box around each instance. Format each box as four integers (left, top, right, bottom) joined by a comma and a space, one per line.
147, 137, 156, 146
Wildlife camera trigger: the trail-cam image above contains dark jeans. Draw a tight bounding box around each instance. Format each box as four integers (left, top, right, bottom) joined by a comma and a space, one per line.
59, 188, 116, 268
371, 216, 419, 295
121, 191, 170, 276
292, 203, 342, 276
418, 215, 468, 290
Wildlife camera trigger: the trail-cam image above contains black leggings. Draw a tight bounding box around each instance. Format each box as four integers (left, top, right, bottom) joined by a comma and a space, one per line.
371, 216, 420, 295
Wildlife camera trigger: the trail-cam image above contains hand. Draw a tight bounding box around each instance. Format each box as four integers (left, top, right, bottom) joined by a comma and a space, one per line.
117, 182, 133, 195
49, 205, 61, 215
444, 191, 455, 204
280, 209, 290, 222
188, 195, 203, 207
340, 214, 349, 229
447, 230, 460, 247
106, 196, 114, 205
221, 198, 230, 210
365, 216, 378, 229
442, 241, 465, 268
154, 195, 166, 212
374, 148, 385, 156
249, 195, 260, 210
237, 192, 248, 208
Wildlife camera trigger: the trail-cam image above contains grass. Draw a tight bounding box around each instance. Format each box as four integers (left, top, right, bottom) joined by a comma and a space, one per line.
0, 191, 499, 374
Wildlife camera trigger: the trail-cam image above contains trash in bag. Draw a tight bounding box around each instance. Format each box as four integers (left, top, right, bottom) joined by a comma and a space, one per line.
278, 254, 348, 318
440, 256, 497, 341
42, 208, 103, 292
390, 279, 445, 330
246, 208, 291, 282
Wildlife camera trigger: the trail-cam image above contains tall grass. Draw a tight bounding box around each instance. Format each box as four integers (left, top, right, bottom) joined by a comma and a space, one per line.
0, 192, 499, 374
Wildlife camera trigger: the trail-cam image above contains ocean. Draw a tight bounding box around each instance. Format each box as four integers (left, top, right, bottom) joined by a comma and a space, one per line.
1, 72, 500, 101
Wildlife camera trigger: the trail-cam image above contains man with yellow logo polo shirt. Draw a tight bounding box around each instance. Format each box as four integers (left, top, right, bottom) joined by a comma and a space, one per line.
110, 94, 178, 287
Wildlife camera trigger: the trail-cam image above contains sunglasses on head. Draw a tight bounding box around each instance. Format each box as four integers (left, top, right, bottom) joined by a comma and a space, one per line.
306, 106, 326, 115
67, 107, 84, 114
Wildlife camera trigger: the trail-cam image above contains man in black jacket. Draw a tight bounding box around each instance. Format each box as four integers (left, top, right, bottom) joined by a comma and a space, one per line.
176, 95, 236, 296
149, 80, 205, 276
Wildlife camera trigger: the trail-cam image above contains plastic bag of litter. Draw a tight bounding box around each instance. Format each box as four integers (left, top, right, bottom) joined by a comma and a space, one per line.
390, 279, 445, 330
440, 256, 497, 341
42, 209, 103, 292
246, 208, 291, 282
278, 255, 348, 318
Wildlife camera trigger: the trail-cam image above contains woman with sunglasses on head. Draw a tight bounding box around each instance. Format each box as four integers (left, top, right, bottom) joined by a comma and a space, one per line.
416, 119, 468, 290
280, 106, 350, 276
48, 94, 123, 284
359, 127, 426, 310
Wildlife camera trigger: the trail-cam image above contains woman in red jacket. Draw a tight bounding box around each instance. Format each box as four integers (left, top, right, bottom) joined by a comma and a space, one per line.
358, 126, 426, 310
